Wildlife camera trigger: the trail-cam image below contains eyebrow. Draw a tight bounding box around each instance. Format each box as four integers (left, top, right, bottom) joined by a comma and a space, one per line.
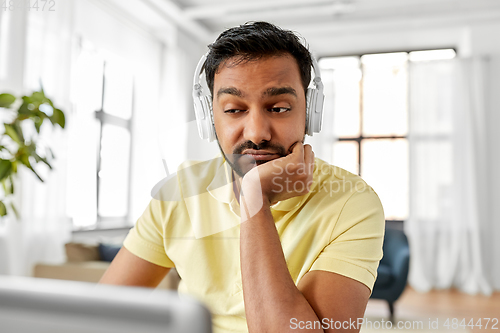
217, 86, 298, 99
263, 86, 297, 98
217, 87, 243, 99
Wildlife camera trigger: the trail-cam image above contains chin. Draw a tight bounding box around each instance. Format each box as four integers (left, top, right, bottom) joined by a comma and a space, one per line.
255, 159, 273, 166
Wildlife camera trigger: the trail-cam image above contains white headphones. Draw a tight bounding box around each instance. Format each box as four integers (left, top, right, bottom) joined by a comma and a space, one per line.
192, 53, 325, 142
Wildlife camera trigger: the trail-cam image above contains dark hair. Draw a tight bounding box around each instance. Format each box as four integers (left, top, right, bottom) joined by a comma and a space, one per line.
205, 21, 313, 96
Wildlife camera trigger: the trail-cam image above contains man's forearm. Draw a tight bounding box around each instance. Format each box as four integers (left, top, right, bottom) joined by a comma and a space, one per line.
240, 202, 322, 333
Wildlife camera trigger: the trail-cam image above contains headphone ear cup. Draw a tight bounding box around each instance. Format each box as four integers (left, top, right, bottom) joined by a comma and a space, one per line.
313, 89, 325, 134
193, 96, 207, 141
305, 88, 313, 135
193, 95, 215, 141
204, 96, 216, 142
305, 87, 325, 135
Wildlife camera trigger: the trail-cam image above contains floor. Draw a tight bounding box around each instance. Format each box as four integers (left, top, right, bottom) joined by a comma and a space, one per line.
365, 286, 500, 333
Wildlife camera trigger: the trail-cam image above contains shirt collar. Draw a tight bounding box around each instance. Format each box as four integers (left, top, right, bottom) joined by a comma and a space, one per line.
206, 154, 235, 205
270, 196, 304, 211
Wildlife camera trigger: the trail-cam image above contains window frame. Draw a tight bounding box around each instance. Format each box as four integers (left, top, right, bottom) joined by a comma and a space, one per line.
94, 61, 135, 228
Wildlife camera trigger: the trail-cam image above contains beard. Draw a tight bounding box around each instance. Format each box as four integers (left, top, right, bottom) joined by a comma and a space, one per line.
217, 139, 287, 178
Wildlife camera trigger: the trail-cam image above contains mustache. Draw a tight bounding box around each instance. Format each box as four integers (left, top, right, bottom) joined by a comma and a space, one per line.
233, 141, 287, 157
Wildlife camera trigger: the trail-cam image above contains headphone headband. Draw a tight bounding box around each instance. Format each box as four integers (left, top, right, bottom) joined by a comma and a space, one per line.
193, 53, 208, 89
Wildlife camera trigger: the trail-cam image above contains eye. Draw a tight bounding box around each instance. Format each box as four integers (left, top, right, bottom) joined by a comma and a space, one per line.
224, 109, 246, 114
268, 107, 290, 113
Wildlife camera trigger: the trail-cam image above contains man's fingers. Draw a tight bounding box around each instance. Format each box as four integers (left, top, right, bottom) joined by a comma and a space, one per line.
301, 144, 311, 162
289, 143, 314, 172
287, 141, 297, 154
303, 144, 315, 177
288, 141, 301, 155
304, 144, 314, 165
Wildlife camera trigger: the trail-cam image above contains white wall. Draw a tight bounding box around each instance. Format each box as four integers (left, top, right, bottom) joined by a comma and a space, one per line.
0, 9, 27, 94
309, 26, 468, 58
159, 28, 212, 170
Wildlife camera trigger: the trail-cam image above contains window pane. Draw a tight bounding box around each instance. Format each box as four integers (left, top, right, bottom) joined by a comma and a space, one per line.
102, 61, 133, 119
319, 56, 361, 137
361, 139, 408, 220
361, 52, 408, 137
67, 47, 103, 228
332, 141, 359, 175
409, 49, 456, 62
98, 124, 130, 217
71, 48, 104, 113
409, 60, 455, 136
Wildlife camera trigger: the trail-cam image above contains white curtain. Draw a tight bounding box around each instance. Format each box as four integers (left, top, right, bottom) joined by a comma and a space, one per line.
406, 57, 494, 295
0, 1, 75, 276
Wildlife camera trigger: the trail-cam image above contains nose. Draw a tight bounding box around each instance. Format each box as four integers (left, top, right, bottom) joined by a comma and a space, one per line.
243, 108, 272, 144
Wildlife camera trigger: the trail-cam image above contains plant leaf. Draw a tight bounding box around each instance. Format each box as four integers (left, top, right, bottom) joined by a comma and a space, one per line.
29, 166, 44, 182
0, 93, 16, 108
0, 201, 6, 216
18, 102, 33, 116
20, 153, 30, 167
31, 91, 45, 103
1, 180, 7, 194
33, 152, 52, 169
50, 108, 65, 128
1, 177, 13, 195
8, 175, 14, 194
19, 155, 44, 182
4, 124, 21, 144
34, 117, 43, 133
0, 159, 12, 181
12, 121, 25, 142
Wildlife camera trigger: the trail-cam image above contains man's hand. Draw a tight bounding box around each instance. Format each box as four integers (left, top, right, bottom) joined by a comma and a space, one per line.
238, 142, 324, 333
241, 142, 315, 207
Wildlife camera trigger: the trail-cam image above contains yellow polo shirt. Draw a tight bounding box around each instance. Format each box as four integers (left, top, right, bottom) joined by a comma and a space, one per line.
124, 156, 384, 333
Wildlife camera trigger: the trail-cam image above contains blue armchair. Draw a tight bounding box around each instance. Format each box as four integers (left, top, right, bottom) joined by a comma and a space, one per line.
370, 226, 410, 321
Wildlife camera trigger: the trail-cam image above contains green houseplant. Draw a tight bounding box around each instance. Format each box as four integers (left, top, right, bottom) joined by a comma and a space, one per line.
0, 89, 65, 218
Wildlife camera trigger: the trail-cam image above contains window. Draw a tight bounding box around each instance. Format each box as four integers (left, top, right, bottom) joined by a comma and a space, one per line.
95, 61, 134, 224
69, 43, 135, 229
319, 49, 456, 221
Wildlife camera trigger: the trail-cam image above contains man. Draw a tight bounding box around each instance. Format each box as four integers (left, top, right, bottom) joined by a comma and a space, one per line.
100, 22, 384, 333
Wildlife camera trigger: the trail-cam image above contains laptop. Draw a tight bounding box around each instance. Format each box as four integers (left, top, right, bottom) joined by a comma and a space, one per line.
0, 276, 212, 333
